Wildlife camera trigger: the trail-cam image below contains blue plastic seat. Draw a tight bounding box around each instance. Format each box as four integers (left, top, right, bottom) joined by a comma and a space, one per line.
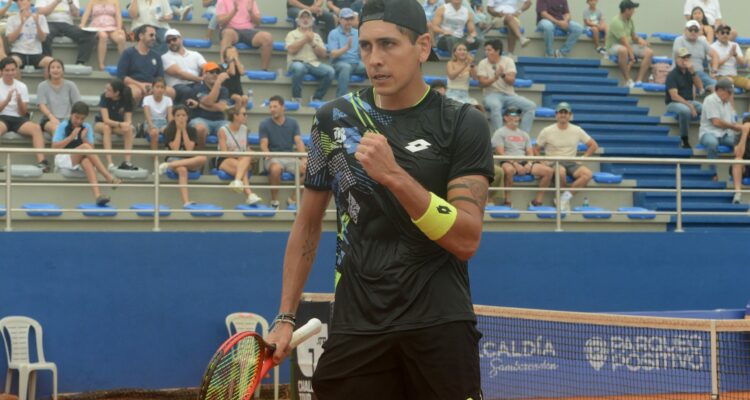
584, 27, 605, 39
22, 203, 62, 217
235, 42, 252, 50
638, 83, 666, 92
351, 74, 366, 83
246, 70, 277, 81
273, 41, 285, 51
651, 32, 679, 42
694, 143, 733, 154
130, 203, 171, 217
592, 172, 623, 184
535, 107, 554, 118
206, 135, 218, 145
104, 65, 117, 76
514, 79, 533, 88
512, 174, 534, 183
423, 76, 447, 85
528, 205, 565, 219
183, 38, 211, 48
485, 205, 520, 219
235, 204, 277, 217
247, 133, 260, 145
736, 37, 750, 45
201, 11, 212, 20
652, 56, 673, 65
573, 206, 611, 219
145, 132, 165, 144
165, 169, 202, 180
246, 101, 253, 110
260, 15, 277, 24
618, 206, 656, 220
497, 27, 525, 35
184, 203, 223, 217
0, 205, 5, 217
211, 168, 251, 180
301, 134, 311, 146
77, 203, 117, 217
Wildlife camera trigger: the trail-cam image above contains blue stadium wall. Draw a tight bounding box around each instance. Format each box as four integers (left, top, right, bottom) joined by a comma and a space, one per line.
1, 231, 749, 395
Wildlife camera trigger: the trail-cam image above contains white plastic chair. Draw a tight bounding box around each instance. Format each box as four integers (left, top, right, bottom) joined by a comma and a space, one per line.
225, 312, 278, 400
0, 316, 57, 400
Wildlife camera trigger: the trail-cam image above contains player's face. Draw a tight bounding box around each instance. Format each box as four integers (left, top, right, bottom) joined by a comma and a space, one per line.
359, 20, 430, 97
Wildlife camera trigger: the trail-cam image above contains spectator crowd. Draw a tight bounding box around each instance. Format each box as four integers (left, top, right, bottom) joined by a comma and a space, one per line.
3, 0, 750, 210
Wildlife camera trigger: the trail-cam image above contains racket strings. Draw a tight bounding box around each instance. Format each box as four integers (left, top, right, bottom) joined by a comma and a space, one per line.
204, 336, 265, 400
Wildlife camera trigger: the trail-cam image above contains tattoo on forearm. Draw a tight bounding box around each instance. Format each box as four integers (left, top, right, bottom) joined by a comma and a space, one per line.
448, 196, 480, 207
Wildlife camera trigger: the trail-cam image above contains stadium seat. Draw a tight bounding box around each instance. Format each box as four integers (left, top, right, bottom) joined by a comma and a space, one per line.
182, 38, 211, 48
113, 168, 151, 180
0, 205, 5, 217
638, 83, 666, 92
535, 107, 555, 118
247, 133, 260, 145
225, 313, 278, 399
308, 100, 325, 109
10, 165, 43, 178
22, 203, 62, 217
260, 15, 277, 24
652, 56, 673, 65
573, 206, 612, 219
514, 79, 533, 88
64, 64, 92, 75
0, 316, 58, 400
618, 206, 656, 220
651, 32, 679, 42
695, 143, 733, 154
77, 203, 117, 217
211, 168, 251, 180
104, 65, 117, 76
351, 74, 366, 83
423, 75, 447, 85
498, 27, 525, 35
129, 203, 172, 217
513, 174, 534, 183
165, 169, 201, 180
206, 135, 218, 145
246, 70, 278, 81
184, 203, 223, 217
528, 205, 565, 219
201, 11, 212, 20
584, 27, 605, 39
663, 112, 699, 121
593, 172, 623, 184
485, 205, 520, 219
736, 37, 750, 45
235, 204, 277, 217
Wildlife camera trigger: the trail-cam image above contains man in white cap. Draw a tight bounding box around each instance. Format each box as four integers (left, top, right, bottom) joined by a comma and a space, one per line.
161, 28, 207, 104
673, 20, 717, 93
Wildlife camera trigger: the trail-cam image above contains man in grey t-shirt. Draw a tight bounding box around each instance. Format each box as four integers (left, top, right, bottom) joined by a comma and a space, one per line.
673, 20, 718, 93
490, 107, 553, 207
259, 95, 307, 209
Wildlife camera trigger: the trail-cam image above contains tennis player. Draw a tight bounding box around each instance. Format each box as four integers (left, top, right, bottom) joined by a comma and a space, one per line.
267, 0, 494, 398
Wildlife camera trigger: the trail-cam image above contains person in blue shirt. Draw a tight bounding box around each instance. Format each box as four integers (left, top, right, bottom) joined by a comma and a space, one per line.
52, 101, 120, 206
117, 24, 175, 105
327, 8, 364, 98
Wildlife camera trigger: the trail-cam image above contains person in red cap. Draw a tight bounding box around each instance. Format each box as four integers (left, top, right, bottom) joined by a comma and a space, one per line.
266, 0, 493, 398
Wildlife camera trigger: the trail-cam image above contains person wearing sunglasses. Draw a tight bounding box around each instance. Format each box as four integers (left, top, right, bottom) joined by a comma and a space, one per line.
162, 28, 206, 104
185, 61, 230, 148
116, 24, 176, 106
673, 20, 718, 95
683, 0, 735, 41
710, 25, 750, 95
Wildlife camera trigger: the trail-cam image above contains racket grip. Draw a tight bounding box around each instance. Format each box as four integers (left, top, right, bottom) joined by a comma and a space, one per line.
289, 318, 322, 348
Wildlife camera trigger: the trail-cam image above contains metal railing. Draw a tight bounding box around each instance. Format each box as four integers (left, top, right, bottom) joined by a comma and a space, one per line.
1, 147, 748, 232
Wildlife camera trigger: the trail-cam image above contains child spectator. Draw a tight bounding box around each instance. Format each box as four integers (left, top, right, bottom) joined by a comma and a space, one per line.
79, 0, 127, 70
143, 77, 173, 150
221, 46, 248, 111
52, 101, 120, 206
6, 0, 54, 73
157, 105, 207, 207
217, 107, 261, 205
94, 78, 136, 171
583, 0, 607, 55
689, 6, 713, 44
36, 59, 82, 136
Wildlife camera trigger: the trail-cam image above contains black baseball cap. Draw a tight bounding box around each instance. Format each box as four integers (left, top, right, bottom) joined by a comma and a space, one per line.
619, 0, 639, 12
360, 0, 439, 61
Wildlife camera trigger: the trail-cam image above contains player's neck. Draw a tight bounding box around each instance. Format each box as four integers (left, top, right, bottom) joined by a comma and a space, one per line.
375, 83, 430, 110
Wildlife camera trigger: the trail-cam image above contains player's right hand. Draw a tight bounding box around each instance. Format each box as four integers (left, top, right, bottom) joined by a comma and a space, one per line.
267, 323, 294, 365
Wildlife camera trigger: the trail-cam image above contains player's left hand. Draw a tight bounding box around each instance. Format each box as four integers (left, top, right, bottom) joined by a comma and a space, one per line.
355, 131, 400, 185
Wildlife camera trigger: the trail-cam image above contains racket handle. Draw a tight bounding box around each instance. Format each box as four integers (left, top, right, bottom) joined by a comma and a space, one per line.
290, 318, 322, 348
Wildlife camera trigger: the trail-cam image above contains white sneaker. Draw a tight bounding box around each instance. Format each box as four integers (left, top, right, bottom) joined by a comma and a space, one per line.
246, 193, 262, 205
520, 36, 531, 47
625, 79, 635, 89
228, 179, 244, 194
560, 191, 573, 212
733, 192, 742, 204
158, 162, 169, 175
287, 197, 297, 207
179, 4, 192, 20
107, 163, 116, 172
270, 200, 280, 209
554, 49, 563, 58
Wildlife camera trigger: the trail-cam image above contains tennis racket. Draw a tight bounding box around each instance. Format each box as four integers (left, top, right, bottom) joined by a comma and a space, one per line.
198, 318, 322, 400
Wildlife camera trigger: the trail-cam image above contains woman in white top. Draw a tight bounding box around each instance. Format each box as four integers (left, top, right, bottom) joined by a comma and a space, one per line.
446, 42, 483, 111
142, 77, 173, 150
217, 107, 261, 205
432, 0, 484, 60
36, 58, 82, 135
127, 0, 172, 55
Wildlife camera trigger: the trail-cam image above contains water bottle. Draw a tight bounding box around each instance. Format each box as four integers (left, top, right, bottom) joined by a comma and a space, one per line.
582, 197, 590, 208
648, 73, 654, 83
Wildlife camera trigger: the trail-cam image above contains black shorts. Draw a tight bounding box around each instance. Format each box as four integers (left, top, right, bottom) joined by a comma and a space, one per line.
0, 115, 30, 133
39, 116, 52, 132
312, 321, 482, 400
11, 53, 45, 67
232, 28, 259, 46
545, 161, 582, 178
